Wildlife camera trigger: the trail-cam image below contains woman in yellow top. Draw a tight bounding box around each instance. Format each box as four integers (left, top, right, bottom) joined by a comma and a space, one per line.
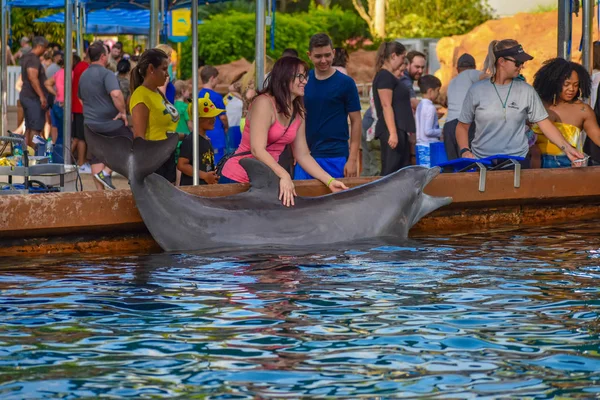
532, 58, 600, 168
130, 48, 180, 183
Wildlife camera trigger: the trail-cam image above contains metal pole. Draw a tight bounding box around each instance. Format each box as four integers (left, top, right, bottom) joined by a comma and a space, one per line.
63, 0, 73, 165
192, 0, 199, 185
255, 0, 266, 90
75, 0, 82, 56
160, 0, 165, 43
582, 0, 593, 77
1, 0, 7, 138
150, 0, 160, 48
558, 0, 572, 60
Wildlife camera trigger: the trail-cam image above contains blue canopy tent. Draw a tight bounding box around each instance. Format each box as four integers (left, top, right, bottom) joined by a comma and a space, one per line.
34, 8, 202, 36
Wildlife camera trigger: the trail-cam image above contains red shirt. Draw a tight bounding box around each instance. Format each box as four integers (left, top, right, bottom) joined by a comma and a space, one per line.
71, 61, 89, 114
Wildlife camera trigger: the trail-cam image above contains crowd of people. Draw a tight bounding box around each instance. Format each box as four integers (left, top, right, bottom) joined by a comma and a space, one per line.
8, 32, 600, 204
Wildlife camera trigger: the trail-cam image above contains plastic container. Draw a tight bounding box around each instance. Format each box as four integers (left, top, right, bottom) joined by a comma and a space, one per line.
12, 141, 23, 167
430, 142, 448, 167
45, 140, 53, 163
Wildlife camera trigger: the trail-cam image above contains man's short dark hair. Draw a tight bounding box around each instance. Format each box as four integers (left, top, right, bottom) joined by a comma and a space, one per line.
200, 65, 219, 84
309, 33, 333, 52
32, 36, 49, 49
88, 42, 107, 62
113, 41, 123, 50
418, 75, 442, 93
407, 50, 426, 64
282, 48, 299, 58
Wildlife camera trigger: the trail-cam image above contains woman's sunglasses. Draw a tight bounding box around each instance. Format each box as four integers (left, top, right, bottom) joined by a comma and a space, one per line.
503, 57, 524, 67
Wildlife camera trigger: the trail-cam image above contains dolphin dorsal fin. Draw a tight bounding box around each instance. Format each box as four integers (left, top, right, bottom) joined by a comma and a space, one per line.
239, 158, 280, 193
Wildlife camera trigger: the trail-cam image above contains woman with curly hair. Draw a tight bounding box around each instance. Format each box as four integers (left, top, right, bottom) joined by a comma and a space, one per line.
532, 57, 600, 168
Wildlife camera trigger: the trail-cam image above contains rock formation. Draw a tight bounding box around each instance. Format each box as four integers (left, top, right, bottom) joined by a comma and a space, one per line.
436, 8, 600, 86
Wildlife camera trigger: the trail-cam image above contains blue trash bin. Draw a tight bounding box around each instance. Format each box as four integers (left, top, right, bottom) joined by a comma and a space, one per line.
430, 142, 448, 167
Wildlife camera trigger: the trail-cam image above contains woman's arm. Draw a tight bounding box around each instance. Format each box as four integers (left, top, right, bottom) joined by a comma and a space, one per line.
537, 118, 585, 163
249, 96, 298, 206
249, 96, 288, 178
456, 122, 474, 158
44, 77, 57, 96
131, 103, 149, 139
378, 88, 398, 149
293, 119, 348, 193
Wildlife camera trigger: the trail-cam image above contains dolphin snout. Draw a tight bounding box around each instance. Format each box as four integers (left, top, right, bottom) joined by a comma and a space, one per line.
425, 166, 442, 185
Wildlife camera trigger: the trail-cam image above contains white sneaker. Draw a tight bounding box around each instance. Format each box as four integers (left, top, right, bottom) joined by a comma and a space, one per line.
79, 163, 91, 174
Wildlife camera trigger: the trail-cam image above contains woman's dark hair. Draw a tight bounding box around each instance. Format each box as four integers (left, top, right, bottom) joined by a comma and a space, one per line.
258, 56, 309, 119
130, 48, 168, 93
332, 47, 348, 68
533, 58, 592, 103
117, 59, 131, 75
375, 41, 406, 72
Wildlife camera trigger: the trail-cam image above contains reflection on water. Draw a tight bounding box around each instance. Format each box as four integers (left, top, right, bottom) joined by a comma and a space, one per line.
1, 221, 600, 398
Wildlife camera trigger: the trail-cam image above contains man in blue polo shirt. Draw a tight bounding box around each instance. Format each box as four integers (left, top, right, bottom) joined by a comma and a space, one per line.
294, 33, 362, 180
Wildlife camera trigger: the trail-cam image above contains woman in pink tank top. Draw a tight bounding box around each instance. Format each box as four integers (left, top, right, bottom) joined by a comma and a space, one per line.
220, 56, 348, 207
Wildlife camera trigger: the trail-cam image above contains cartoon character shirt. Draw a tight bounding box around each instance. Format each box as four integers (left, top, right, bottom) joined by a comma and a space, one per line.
130, 85, 180, 141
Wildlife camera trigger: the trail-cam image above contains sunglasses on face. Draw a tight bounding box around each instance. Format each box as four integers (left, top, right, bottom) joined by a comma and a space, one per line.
503, 57, 524, 67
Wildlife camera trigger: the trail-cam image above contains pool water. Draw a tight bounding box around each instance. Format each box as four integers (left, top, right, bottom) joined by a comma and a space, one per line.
1, 222, 600, 398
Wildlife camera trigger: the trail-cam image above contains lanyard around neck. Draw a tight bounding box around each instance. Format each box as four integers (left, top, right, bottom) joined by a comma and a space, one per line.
492, 80, 513, 120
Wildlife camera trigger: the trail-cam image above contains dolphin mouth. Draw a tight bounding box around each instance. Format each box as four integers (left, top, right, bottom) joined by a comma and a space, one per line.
425, 166, 442, 186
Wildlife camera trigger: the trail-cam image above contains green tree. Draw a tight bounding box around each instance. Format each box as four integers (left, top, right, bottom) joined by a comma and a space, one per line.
386, 0, 493, 39
10, 8, 66, 51
179, 7, 367, 79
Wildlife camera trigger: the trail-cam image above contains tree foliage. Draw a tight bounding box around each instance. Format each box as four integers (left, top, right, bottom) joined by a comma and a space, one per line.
10, 8, 67, 50
179, 7, 368, 79
387, 0, 493, 38
352, 0, 493, 39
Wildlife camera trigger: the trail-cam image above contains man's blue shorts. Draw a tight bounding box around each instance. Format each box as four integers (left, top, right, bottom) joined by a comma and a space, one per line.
294, 156, 346, 180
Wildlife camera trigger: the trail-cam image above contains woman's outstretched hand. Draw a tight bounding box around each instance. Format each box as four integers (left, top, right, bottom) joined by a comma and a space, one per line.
328, 180, 348, 193
564, 146, 586, 167
279, 176, 297, 207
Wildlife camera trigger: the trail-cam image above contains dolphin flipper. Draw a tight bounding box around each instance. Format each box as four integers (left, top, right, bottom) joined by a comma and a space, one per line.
131, 134, 179, 182
239, 158, 280, 194
84, 128, 179, 182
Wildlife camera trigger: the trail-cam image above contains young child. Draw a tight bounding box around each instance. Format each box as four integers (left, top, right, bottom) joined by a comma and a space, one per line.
415, 75, 443, 167
177, 93, 223, 186
174, 80, 191, 135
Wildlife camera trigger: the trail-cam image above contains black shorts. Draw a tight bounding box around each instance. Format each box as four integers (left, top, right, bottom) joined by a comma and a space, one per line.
84, 124, 133, 166
20, 95, 46, 132
73, 113, 85, 140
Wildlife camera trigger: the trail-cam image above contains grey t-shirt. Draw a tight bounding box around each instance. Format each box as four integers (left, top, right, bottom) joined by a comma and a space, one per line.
20, 52, 48, 99
446, 69, 481, 122
78, 64, 123, 133
459, 79, 548, 158
46, 62, 60, 79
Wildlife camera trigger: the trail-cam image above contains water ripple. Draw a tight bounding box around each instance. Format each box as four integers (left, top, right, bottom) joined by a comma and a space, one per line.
0, 222, 600, 398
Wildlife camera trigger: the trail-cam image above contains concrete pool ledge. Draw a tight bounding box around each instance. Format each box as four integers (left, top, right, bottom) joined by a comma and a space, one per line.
2, 166, 600, 256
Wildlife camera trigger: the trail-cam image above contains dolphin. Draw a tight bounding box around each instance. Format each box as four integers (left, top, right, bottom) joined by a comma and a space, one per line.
84, 130, 452, 252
